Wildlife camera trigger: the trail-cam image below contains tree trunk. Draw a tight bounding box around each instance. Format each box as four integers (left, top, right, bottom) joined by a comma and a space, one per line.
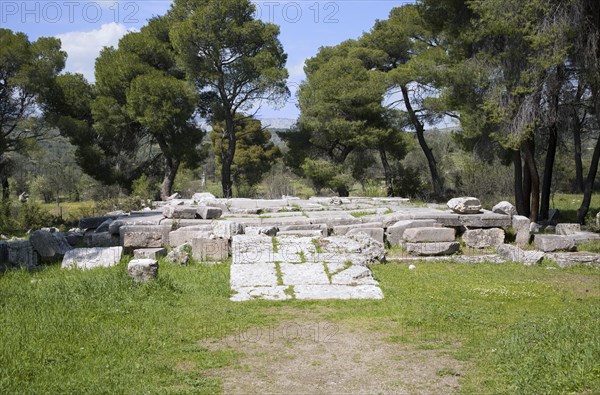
400, 85, 444, 199
336, 185, 350, 197
577, 134, 600, 224
0, 154, 9, 200
540, 125, 558, 221
523, 138, 540, 223
160, 157, 180, 201
379, 146, 394, 197
221, 113, 237, 198
512, 149, 526, 215
522, 147, 531, 219
573, 123, 584, 192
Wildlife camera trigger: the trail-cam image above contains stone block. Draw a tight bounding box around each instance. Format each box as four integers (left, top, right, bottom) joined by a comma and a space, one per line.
29, 230, 72, 261
555, 223, 581, 236
197, 206, 223, 220
333, 222, 383, 236
496, 244, 544, 266
169, 230, 212, 247
61, 246, 123, 269
84, 232, 120, 247
512, 215, 531, 247
385, 219, 436, 246
402, 227, 455, 243
212, 221, 244, 239
108, 215, 165, 235
277, 230, 324, 238
133, 248, 167, 259
7, 240, 39, 269
405, 242, 460, 256
346, 228, 384, 244
447, 197, 482, 214
462, 228, 505, 249
128, 259, 158, 282
166, 243, 190, 265
534, 235, 576, 252
294, 285, 383, 300
120, 225, 170, 249
230, 262, 278, 289
245, 226, 279, 236
280, 263, 329, 285
492, 201, 516, 216
162, 205, 198, 219
192, 238, 230, 261
545, 252, 600, 268
78, 215, 118, 230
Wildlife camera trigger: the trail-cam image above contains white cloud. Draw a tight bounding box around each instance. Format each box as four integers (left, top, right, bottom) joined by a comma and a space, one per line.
56, 22, 133, 82
288, 60, 306, 82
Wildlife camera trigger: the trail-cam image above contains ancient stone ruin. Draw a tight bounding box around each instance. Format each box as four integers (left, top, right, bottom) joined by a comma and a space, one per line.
1, 194, 599, 300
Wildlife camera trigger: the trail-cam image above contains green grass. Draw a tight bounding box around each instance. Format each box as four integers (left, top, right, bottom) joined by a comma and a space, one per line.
1, 259, 599, 394
578, 240, 600, 253
550, 193, 600, 224
350, 211, 376, 218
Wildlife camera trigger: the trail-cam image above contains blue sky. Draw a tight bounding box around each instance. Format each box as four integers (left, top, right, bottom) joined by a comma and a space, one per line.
1, 1, 415, 120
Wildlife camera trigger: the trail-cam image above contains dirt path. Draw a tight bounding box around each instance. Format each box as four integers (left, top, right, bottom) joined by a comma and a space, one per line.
201, 317, 466, 394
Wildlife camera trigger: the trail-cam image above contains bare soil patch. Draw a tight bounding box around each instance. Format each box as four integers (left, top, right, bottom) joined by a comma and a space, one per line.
201, 317, 466, 394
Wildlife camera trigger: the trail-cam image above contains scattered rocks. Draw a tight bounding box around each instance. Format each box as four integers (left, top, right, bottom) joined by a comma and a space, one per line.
128, 259, 158, 282
462, 228, 505, 249
62, 247, 123, 270
447, 197, 482, 214
492, 201, 516, 216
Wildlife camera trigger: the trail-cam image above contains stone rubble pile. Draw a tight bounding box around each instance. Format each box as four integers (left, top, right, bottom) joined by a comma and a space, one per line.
0, 193, 599, 297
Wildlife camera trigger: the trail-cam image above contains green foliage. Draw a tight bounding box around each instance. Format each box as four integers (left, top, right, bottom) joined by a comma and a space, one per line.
168, 0, 288, 196
300, 158, 353, 195
211, 115, 281, 193
131, 175, 155, 201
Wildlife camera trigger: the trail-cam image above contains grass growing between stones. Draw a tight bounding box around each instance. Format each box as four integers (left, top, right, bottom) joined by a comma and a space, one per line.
1, 259, 599, 394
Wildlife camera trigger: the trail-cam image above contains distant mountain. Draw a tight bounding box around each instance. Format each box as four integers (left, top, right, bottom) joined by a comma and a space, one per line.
259, 118, 296, 130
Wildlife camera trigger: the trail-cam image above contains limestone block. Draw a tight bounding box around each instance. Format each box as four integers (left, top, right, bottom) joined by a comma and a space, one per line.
405, 242, 460, 256
197, 206, 223, 220
402, 227, 456, 243
447, 197, 482, 214
462, 228, 505, 248
385, 220, 436, 246
29, 230, 72, 261
534, 235, 576, 252
128, 259, 158, 282
133, 248, 167, 259
192, 238, 230, 261
61, 247, 123, 269
492, 201, 516, 216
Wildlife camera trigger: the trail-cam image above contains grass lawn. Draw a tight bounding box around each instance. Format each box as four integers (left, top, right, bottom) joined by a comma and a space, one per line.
1, 258, 598, 394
